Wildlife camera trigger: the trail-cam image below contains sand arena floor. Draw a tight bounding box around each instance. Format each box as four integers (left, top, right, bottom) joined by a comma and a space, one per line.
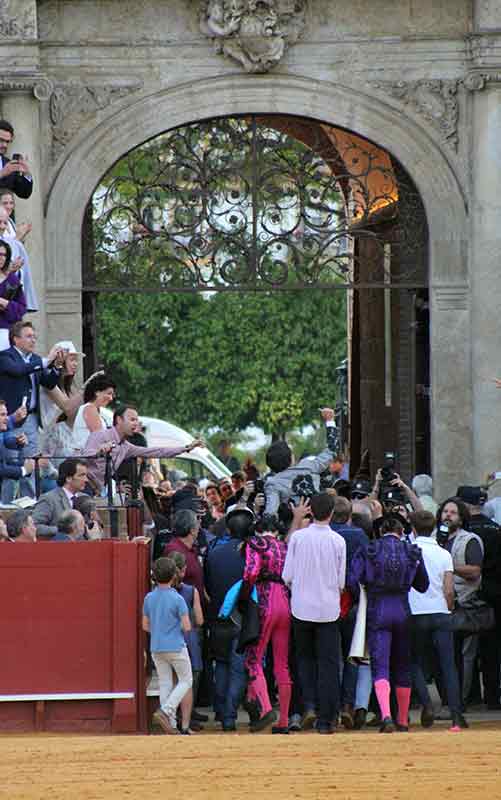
1, 722, 501, 800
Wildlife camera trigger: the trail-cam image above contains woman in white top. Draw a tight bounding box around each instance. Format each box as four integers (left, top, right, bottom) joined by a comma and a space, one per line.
0, 189, 39, 312
40, 341, 102, 460
72, 373, 116, 453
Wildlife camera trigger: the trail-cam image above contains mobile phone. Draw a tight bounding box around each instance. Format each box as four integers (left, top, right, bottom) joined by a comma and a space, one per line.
11, 153, 22, 162
22, 396, 27, 406
495, 472, 501, 481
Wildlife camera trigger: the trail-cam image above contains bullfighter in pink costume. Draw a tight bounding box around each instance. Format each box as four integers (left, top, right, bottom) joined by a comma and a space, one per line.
242, 530, 292, 733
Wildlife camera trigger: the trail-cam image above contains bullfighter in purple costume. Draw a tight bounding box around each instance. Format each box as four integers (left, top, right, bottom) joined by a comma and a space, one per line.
349, 514, 429, 732
242, 528, 292, 734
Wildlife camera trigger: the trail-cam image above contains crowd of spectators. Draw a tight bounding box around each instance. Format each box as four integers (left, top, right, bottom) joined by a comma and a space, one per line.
1, 111, 501, 737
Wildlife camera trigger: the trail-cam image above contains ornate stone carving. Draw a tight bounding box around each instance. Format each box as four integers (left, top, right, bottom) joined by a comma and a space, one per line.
369, 79, 459, 151
463, 70, 501, 91
48, 81, 143, 162
0, 0, 36, 39
0, 74, 53, 99
199, 0, 306, 73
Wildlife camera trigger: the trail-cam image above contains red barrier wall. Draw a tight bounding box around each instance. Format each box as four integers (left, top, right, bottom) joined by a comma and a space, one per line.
0, 541, 149, 733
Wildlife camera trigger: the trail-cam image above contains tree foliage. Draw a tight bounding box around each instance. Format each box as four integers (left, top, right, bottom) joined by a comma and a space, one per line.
93, 116, 348, 437
96, 289, 346, 437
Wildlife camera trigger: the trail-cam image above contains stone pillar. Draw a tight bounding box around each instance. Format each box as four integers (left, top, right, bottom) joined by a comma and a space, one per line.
470, 78, 501, 482
430, 281, 472, 497
1, 92, 47, 351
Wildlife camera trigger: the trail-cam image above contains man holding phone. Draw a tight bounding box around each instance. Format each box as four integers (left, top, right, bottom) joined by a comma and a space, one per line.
0, 120, 33, 199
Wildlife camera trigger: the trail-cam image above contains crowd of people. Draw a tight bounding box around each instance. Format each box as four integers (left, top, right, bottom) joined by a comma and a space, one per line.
138, 421, 501, 736
1, 113, 501, 738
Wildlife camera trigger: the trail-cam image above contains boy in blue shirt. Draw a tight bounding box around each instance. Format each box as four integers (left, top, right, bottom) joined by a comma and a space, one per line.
143, 557, 193, 735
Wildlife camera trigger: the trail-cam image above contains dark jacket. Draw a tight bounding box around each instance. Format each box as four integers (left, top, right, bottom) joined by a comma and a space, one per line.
0, 347, 60, 421
0, 156, 33, 199
0, 430, 23, 480
204, 538, 245, 622
469, 513, 501, 599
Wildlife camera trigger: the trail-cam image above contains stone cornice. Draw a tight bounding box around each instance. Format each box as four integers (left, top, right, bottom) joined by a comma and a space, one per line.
463, 69, 501, 90
0, 74, 53, 100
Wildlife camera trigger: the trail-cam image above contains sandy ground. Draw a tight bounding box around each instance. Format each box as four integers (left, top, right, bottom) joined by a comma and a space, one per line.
1, 723, 501, 800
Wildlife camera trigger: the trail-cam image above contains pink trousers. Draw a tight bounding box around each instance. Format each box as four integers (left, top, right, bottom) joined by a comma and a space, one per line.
245, 583, 292, 722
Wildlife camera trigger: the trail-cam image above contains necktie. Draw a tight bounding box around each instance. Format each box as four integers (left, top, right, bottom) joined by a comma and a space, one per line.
23, 354, 37, 412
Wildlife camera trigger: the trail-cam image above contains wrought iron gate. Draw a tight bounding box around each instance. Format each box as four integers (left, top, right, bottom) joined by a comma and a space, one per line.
88, 114, 427, 294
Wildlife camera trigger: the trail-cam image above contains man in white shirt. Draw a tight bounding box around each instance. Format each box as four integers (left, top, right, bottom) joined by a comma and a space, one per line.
409, 510, 466, 731
283, 492, 346, 734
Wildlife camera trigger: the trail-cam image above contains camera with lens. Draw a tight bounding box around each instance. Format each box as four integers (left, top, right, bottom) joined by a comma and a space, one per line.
379, 451, 406, 505
436, 522, 450, 546
254, 478, 265, 495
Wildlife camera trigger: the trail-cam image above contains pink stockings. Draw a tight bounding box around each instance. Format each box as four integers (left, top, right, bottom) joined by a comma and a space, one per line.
374, 679, 411, 725
245, 584, 292, 727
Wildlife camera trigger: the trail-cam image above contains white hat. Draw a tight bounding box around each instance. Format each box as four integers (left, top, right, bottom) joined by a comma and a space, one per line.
54, 341, 85, 356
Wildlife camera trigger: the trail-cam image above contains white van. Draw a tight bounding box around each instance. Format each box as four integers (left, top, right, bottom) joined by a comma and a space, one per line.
101, 410, 231, 481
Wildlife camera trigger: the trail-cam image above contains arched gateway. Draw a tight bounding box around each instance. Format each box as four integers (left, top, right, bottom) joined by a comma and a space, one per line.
44, 75, 470, 496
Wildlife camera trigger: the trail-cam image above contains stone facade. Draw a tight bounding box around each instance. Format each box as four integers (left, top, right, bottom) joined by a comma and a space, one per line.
0, 0, 500, 496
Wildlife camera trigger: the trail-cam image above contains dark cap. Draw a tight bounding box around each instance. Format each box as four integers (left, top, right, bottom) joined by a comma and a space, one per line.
351, 478, 371, 498
456, 486, 487, 506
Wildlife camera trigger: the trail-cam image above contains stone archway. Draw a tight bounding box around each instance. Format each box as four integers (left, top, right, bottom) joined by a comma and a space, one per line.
45, 74, 470, 497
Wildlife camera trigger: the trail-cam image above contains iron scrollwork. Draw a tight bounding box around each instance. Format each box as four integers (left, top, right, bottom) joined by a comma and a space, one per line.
91, 115, 427, 292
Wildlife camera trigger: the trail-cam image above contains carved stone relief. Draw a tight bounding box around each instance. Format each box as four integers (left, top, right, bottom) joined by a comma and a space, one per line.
369, 79, 459, 151
0, 0, 36, 39
48, 81, 143, 162
0, 75, 52, 100
463, 70, 501, 91
199, 0, 307, 73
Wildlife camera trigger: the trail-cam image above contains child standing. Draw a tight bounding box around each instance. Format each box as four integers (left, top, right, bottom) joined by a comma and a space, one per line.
170, 550, 204, 728
143, 557, 193, 735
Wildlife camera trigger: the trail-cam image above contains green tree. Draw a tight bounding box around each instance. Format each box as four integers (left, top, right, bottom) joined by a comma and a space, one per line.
97, 288, 346, 437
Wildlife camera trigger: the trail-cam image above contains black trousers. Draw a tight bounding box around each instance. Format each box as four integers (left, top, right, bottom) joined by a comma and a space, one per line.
479, 595, 501, 706
293, 617, 340, 727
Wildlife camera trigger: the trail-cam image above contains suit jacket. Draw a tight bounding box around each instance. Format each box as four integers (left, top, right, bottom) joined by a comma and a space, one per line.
0, 347, 60, 422
32, 486, 77, 538
0, 429, 23, 480
0, 156, 33, 199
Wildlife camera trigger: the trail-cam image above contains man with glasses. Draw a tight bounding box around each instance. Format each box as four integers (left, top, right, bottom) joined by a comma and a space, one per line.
0, 120, 33, 199
0, 321, 62, 501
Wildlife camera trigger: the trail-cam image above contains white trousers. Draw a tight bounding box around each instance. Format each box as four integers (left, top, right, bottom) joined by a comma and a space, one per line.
152, 647, 193, 722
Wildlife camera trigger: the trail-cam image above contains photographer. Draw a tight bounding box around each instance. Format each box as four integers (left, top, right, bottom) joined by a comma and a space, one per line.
0, 120, 33, 199
372, 465, 422, 513
436, 498, 486, 707
456, 486, 501, 710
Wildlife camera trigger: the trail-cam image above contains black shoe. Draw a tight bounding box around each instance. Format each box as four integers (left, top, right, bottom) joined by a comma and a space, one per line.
272, 726, 290, 734
222, 722, 237, 732
243, 698, 261, 726
379, 717, 394, 733
192, 710, 209, 722
179, 728, 193, 736
395, 723, 409, 732
250, 709, 277, 733
421, 704, 435, 728
353, 708, 367, 730
189, 719, 204, 731
451, 712, 468, 729
301, 708, 317, 730
317, 724, 334, 734
340, 705, 354, 730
